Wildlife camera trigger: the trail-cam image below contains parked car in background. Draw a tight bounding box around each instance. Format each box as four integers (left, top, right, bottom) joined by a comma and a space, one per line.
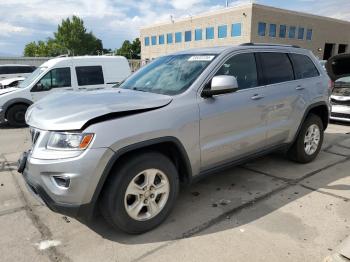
0, 64, 36, 80
326, 53, 350, 122
18, 44, 330, 234
330, 76, 350, 122
0, 77, 25, 89
0, 56, 131, 126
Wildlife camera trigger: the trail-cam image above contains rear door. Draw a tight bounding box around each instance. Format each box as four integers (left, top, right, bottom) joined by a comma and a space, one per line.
198, 52, 268, 170
257, 52, 315, 145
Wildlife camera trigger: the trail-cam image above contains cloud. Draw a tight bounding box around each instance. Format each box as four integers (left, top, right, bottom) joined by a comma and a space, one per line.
0, 22, 32, 36
0, 0, 350, 55
170, 0, 202, 10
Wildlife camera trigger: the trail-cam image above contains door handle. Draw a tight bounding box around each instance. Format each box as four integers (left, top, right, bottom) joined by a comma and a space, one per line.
251, 94, 264, 100
296, 85, 305, 90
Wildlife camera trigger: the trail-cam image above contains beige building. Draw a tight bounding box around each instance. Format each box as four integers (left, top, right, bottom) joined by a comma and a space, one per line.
140, 3, 350, 61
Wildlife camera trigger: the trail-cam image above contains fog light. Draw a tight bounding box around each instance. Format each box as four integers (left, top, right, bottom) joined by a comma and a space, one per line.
52, 176, 70, 189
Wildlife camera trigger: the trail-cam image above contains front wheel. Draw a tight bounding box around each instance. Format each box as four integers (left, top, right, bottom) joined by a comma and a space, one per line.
288, 114, 324, 163
6, 104, 28, 127
100, 152, 179, 234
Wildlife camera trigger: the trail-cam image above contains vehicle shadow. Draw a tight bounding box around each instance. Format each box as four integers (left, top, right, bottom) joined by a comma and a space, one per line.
82, 131, 350, 245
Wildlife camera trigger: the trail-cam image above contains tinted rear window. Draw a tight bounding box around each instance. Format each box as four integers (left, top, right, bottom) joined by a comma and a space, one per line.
290, 54, 319, 79
0, 66, 35, 74
259, 53, 294, 85
76, 66, 104, 86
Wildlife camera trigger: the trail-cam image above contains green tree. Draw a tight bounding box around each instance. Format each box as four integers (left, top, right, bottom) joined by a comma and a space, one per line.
115, 38, 141, 59
24, 16, 103, 57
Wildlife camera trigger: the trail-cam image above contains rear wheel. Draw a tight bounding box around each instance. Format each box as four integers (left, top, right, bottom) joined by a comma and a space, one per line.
6, 104, 28, 127
100, 152, 179, 234
288, 114, 324, 163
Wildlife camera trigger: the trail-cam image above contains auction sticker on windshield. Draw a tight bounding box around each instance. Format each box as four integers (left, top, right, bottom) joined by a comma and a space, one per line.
188, 55, 215, 62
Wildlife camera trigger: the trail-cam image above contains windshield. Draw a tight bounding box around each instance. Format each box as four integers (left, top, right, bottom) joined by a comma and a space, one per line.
120, 54, 216, 95
19, 67, 47, 88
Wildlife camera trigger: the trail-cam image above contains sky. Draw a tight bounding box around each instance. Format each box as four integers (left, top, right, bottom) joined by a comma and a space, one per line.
0, 0, 349, 56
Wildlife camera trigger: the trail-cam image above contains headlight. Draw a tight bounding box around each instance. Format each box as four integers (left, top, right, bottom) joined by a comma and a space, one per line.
47, 132, 94, 151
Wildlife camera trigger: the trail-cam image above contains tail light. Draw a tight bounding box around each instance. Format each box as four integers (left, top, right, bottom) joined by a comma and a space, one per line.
328, 80, 334, 91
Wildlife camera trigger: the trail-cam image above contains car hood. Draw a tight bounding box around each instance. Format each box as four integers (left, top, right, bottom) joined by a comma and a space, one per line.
26, 89, 173, 131
0, 87, 19, 95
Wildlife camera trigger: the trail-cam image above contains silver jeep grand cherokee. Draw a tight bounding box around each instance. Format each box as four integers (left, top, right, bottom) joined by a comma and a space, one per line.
18, 44, 331, 234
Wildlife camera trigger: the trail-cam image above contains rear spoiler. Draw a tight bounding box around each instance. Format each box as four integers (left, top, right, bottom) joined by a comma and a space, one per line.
326, 53, 350, 81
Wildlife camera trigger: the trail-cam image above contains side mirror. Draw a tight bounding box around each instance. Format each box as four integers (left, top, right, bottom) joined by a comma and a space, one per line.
202, 75, 239, 97
33, 82, 51, 92
35, 82, 44, 90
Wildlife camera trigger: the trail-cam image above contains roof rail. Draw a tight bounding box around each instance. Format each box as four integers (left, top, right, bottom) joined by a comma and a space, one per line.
240, 43, 300, 48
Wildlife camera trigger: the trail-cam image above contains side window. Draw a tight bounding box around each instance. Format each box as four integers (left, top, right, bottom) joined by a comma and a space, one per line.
215, 53, 258, 89
258, 53, 294, 85
290, 54, 319, 79
7, 67, 19, 74
76, 66, 104, 86
33, 67, 71, 92
21, 66, 36, 73
0, 67, 6, 74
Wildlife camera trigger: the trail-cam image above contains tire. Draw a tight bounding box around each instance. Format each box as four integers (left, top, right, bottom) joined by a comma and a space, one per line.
100, 151, 179, 234
6, 104, 28, 127
288, 114, 324, 163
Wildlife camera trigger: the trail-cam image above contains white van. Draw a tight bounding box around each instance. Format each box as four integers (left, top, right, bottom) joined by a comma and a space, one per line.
0, 56, 131, 126
0, 64, 36, 80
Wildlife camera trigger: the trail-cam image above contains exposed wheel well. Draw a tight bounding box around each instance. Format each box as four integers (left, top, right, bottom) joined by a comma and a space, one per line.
5, 103, 30, 119
307, 105, 329, 129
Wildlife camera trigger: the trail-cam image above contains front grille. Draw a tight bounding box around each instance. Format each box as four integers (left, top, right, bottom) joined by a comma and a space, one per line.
29, 128, 40, 145
331, 112, 350, 119
331, 98, 350, 106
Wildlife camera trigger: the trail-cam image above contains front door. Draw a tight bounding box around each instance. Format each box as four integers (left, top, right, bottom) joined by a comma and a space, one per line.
198, 52, 268, 170
30, 67, 73, 102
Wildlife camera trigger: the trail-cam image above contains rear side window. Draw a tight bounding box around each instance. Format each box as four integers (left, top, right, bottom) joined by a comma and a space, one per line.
215, 53, 258, 89
76, 66, 104, 86
0, 67, 7, 74
289, 54, 319, 79
0, 66, 35, 74
258, 53, 294, 85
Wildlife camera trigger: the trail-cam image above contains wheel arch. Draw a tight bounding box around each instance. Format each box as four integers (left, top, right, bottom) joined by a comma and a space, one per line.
291, 101, 329, 147
92, 137, 193, 210
3, 98, 33, 119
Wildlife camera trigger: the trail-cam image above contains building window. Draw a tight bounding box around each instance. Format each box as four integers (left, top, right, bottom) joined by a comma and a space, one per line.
144, 37, 150, 46
279, 25, 286, 38
151, 36, 157, 45
185, 31, 192, 42
195, 29, 202, 41
167, 33, 173, 44
175, 32, 182, 43
258, 22, 266, 36
232, 23, 242, 37
289, 26, 296, 38
206, 27, 214, 40
298, 27, 304, 40
306, 29, 312, 40
269, 24, 276, 37
218, 25, 227, 38
159, 35, 165, 45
